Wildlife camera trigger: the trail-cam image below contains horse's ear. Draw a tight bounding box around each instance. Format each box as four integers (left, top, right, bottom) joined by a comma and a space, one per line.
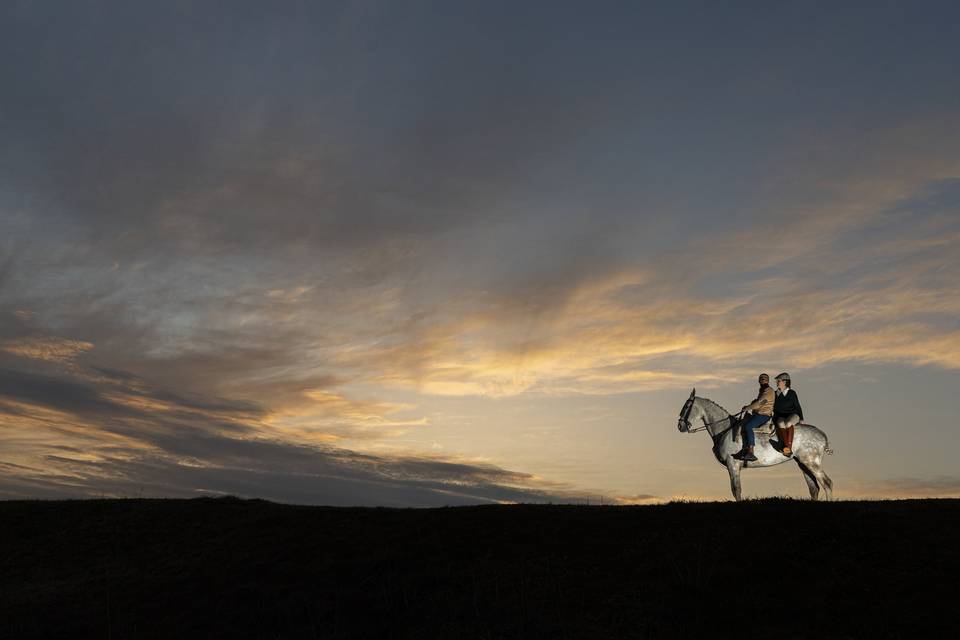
689, 388, 696, 399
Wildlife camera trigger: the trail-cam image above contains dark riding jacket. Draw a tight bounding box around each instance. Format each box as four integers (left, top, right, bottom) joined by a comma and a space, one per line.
774, 388, 803, 421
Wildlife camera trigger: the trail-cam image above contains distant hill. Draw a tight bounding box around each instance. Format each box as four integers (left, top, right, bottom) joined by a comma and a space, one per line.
1, 497, 957, 639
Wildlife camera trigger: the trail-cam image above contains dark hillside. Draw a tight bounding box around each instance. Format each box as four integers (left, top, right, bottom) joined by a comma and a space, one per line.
1, 497, 957, 639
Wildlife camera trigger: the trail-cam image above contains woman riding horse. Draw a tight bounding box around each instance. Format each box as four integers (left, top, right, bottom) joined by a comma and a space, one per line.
774, 372, 803, 457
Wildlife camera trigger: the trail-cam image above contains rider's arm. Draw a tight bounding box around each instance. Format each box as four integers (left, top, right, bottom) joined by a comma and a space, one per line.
758, 387, 774, 413
746, 387, 773, 413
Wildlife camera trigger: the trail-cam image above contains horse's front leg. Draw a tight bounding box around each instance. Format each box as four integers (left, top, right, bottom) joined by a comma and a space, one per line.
726, 459, 743, 501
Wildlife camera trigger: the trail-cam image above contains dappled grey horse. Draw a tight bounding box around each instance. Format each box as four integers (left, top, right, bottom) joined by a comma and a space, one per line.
677, 389, 834, 501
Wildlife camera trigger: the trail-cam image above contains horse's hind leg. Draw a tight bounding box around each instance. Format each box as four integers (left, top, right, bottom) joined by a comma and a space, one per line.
804, 454, 833, 501
795, 460, 820, 500
817, 468, 834, 501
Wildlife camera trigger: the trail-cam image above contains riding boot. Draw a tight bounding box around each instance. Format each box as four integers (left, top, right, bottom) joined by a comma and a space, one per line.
734, 444, 757, 461
782, 426, 794, 457
732, 427, 748, 457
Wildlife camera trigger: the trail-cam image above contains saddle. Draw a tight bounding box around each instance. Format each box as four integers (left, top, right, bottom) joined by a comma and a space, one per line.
753, 417, 775, 437
732, 415, 775, 442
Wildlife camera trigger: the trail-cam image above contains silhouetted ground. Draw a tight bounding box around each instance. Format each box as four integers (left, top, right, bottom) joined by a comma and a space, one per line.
1, 496, 957, 639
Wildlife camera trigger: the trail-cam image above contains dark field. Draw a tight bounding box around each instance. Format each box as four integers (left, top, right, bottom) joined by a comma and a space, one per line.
1, 497, 957, 639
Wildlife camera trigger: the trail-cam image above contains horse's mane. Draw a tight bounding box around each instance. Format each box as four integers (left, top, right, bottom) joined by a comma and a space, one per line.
698, 396, 733, 416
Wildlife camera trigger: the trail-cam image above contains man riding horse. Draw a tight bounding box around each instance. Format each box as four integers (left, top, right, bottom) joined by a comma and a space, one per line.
732, 373, 774, 461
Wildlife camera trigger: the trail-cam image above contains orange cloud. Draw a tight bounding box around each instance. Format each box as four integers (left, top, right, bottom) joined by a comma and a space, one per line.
322, 155, 959, 397
263, 388, 427, 442
0, 336, 94, 362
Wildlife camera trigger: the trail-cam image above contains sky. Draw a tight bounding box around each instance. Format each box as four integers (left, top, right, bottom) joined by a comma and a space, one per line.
1, 1, 958, 505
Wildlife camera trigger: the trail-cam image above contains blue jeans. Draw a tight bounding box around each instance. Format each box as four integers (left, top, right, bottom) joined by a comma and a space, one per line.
741, 413, 770, 447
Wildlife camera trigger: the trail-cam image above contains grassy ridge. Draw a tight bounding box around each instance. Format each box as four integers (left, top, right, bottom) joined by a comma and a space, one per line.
1, 497, 958, 639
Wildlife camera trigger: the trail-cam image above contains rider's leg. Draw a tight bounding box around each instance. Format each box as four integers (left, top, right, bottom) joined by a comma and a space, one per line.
782, 413, 799, 456
740, 416, 763, 461
733, 417, 750, 455
733, 414, 762, 460
775, 417, 787, 452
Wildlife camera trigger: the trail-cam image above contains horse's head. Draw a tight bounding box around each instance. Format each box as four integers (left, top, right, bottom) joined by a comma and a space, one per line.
677, 388, 702, 432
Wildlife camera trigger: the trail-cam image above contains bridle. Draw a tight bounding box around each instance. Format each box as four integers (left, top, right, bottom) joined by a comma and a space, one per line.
679, 391, 743, 434
678, 392, 696, 432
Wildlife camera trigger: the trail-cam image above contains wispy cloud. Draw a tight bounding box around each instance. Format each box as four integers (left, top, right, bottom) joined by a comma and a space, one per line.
330, 180, 960, 396
0, 335, 94, 363
0, 363, 591, 505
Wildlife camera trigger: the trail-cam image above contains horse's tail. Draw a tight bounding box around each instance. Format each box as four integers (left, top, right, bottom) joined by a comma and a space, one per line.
822, 430, 834, 455
804, 423, 834, 455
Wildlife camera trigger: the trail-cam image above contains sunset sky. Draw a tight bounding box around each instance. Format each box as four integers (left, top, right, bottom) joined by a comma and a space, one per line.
2, 1, 958, 505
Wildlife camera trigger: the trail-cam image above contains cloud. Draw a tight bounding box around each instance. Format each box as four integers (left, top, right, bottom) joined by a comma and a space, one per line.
327, 195, 960, 396
5, 151, 956, 411
293, 137, 958, 398
3, 0, 958, 401
0, 335, 94, 362
0, 363, 591, 506
607, 494, 662, 506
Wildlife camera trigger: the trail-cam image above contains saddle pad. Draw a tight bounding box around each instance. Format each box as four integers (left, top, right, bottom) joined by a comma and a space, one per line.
753, 420, 775, 436
734, 418, 775, 442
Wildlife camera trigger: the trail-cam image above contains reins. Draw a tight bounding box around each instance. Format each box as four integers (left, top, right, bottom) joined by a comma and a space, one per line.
686, 410, 743, 433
